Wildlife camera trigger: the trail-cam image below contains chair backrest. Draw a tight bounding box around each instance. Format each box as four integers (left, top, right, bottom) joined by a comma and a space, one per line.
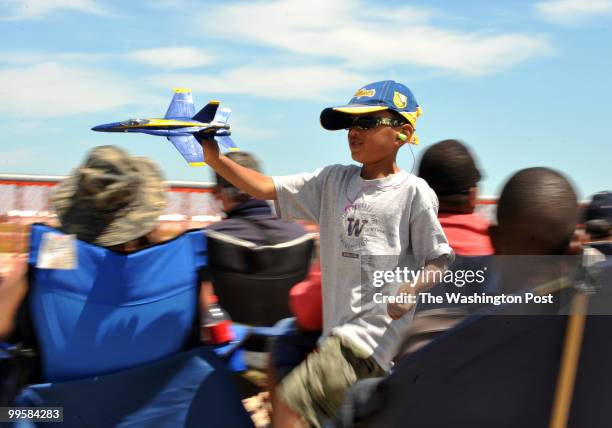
206, 230, 315, 326
27, 224, 207, 382
13, 346, 254, 428
363, 288, 612, 428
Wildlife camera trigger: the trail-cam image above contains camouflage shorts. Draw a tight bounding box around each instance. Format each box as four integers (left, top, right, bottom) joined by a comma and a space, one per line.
277, 335, 385, 428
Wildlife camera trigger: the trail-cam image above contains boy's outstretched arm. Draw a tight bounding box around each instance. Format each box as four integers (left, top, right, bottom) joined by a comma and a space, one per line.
200, 139, 277, 200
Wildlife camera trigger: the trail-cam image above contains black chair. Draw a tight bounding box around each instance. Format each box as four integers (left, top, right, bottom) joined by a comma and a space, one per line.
206, 230, 315, 327
342, 268, 612, 428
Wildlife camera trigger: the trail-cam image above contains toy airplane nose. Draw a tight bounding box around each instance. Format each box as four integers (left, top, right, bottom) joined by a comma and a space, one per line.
92, 122, 121, 132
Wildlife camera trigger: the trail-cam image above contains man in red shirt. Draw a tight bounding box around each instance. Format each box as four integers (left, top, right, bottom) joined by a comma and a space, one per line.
418, 139, 493, 256
397, 139, 494, 356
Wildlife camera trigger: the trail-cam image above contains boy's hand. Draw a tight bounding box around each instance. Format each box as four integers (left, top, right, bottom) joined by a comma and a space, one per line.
388, 256, 449, 320
387, 285, 417, 320
193, 136, 277, 200
197, 136, 220, 166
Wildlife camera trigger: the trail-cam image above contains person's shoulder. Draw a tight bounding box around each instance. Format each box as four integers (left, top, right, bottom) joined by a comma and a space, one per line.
276, 164, 350, 182
304, 164, 358, 184
408, 174, 433, 192
403, 173, 436, 196
318, 163, 357, 175
272, 218, 309, 241
205, 215, 308, 245
467, 212, 492, 229
205, 218, 242, 234
403, 173, 439, 210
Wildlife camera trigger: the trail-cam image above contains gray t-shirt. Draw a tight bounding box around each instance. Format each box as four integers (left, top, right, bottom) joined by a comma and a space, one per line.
273, 164, 453, 370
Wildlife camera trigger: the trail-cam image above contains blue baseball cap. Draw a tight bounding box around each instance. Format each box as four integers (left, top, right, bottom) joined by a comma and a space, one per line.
320, 80, 422, 135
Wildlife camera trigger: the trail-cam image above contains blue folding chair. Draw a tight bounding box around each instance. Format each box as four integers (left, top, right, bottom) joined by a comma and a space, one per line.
25, 224, 207, 382
4, 224, 254, 427
11, 346, 254, 428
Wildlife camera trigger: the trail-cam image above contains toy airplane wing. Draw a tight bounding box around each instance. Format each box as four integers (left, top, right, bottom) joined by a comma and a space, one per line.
216, 135, 238, 151
167, 135, 205, 166
165, 88, 196, 119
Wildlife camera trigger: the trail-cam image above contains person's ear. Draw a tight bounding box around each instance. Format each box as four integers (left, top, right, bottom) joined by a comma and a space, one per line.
400, 124, 414, 144
394, 128, 409, 148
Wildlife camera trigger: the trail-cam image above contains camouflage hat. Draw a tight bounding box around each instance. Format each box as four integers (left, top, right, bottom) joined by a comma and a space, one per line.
52, 145, 167, 247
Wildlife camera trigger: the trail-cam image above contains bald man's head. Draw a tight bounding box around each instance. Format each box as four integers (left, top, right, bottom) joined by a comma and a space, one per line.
491, 167, 579, 255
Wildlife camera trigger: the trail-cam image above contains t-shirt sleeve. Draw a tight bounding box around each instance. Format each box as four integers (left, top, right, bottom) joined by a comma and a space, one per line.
410, 184, 455, 265
272, 166, 331, 223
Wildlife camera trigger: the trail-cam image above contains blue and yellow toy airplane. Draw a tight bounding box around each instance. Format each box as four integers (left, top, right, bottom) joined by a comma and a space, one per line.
92, 88, 237, 166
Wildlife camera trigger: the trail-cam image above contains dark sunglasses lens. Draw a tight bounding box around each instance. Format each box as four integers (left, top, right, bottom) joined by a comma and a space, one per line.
354, 117, 379, 129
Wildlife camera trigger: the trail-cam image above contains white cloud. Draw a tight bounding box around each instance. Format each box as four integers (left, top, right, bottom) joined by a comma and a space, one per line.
0, 62, 141, 117
126, 47, 212, 69
0, 52, 113, 65
0, 0, 110, 20
535, 0, 612, 24
0, 48, 211, 70
150, 65, 368, 100
196, 0, 552, 76
2, 120, 64, 136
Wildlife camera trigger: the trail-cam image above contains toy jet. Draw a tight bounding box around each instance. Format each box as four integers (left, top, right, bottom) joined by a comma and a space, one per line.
92, 88, 237, 166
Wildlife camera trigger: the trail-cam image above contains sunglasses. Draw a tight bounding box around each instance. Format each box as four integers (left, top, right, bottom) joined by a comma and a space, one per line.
345, 116, 406, 130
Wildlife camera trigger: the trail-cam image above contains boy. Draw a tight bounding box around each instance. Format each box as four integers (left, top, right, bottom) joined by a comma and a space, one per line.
199, 80, 453, 427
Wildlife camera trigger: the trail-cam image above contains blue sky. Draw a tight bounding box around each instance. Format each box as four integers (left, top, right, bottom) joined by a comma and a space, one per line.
0, 0, 611, 199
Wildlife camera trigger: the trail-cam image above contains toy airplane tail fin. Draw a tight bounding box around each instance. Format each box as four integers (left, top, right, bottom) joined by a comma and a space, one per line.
192, 101, 220, 123
212, 107, 231, 124
164, 88, 195, 119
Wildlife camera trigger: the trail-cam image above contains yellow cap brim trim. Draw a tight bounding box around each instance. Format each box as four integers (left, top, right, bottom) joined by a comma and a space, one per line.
228, 148, 240, 152
399, 112, 417, 129
189, 162, 207, 167
333, 106, 388, 114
